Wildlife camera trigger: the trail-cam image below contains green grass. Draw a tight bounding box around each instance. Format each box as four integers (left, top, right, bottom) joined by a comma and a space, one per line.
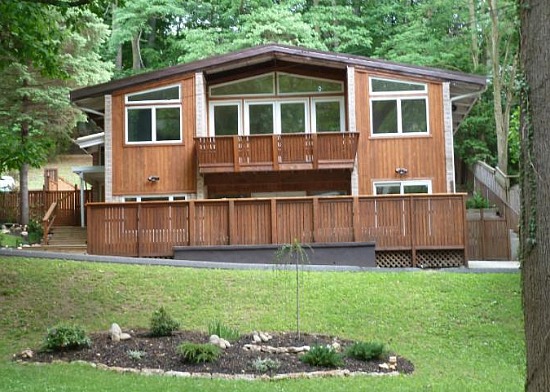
0, 233, 21, 248
0, 257, 525, 391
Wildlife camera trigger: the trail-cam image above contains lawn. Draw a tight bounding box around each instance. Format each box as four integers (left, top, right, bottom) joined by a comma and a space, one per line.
0, 257, 525, 391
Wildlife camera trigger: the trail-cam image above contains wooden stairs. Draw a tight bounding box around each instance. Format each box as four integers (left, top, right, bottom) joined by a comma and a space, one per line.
39, 225, 87, 253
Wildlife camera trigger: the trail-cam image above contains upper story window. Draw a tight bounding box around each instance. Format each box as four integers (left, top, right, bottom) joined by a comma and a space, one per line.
373, 180, 432, 195
209, 73, 344, 136
125, 85, 182, 144
369, 77, 428, 136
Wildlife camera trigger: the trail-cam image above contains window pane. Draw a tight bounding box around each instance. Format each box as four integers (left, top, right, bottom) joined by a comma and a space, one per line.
371, 79, 425, 92
127, 108, 152, 142
281, 102, 305, 133
402, 99, 427, 133
278, 74, 343, 94
211, 74, 274, 96
127, 86, 179, 102
315, 101, 341, 132
156, 107, 181, 141
214, 105, 239, 136
375, 184, 401, 195
249, 104, 273, 134
372, 100, 398, 134
404, 184, 429, 194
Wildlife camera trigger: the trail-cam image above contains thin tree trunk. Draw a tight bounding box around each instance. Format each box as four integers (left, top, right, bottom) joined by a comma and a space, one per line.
520, 0, 550, 390
19, 78, 30, 226
112, 1, 123, 70
468, 0, 479, 70
131, 31, 142, 71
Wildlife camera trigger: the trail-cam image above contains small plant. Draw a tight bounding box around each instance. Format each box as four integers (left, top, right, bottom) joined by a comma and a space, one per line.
346, 341, 386, 361
466, 191, 491, 209
43, 325, 91, 351
299, 345, 344, 368
251, 357, 280, 373
177, 342, 221, 364
150, 306, 179, 337
27, 219, 43, 244
127, 349, 146, 361
207, 320, 240, 342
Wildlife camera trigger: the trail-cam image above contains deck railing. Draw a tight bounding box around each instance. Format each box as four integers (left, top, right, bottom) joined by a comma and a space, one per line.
86, 194, 468, 266
195, 132, 359, 173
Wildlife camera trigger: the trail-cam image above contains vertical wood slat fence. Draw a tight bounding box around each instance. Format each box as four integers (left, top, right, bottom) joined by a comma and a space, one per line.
86, 194, 468, 265
0, 190, 92, 226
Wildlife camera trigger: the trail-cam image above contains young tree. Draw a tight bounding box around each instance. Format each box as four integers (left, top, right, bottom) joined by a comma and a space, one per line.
0, 8, 112, 224
520, 1, 550, 390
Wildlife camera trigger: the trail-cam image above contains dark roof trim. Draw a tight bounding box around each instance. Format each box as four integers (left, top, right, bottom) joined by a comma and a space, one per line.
71, 44, 486, 102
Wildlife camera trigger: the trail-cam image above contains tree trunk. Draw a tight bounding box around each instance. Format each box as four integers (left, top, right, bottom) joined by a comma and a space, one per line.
520, 0, 550, 390
131, 31, 142, 71
468, 0, 479, 70
488, 0, 508, 174
112, 0, 123, 70
19, 163, 29, 225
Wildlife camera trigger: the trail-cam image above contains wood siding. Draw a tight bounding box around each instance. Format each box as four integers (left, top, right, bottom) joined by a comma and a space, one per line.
86, 194, 467, 263
354, 69, 447, 194
111, 76, 196, 196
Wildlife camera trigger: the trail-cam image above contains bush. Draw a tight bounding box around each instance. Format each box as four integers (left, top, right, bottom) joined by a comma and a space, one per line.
299, 345, 344, 368
346, 341, 386, 361
178, 342, 221, 364
466, 192, 492, 209
251, 357, 280, 373
27, 219, 43, 244
150, 306, 179, 337
44, 325, 91, 351
207, 320, 240, 342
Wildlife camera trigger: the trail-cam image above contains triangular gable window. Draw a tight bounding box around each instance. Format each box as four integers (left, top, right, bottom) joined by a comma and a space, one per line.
278, 73, 343, 94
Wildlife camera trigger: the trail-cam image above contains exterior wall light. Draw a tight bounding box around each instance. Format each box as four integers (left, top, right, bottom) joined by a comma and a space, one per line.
395, 167, 408, 176
148, 176, 160, 182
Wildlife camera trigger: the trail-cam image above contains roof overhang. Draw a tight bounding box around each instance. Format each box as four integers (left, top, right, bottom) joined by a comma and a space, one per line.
74, 132, 105, 149
72, 165, 105, 185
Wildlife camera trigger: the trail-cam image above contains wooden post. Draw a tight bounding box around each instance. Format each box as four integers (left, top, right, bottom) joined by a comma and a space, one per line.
353, 196, 361, 242
233, 135, 240, 172
409, 196, 417, 267
462, 194, 469, 267
137, 203, 142, 258
228, 199, 235, 245
188, 200, 195, 246
272, 135, 279, 171
312, 197, 319, 243
312, 133, 319, 169
271, 199, 278, 244
480, 207, 485, 261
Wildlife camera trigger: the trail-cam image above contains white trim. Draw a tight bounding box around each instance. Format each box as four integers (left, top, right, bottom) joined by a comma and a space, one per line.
373, 180, 432, 195
125, 105, 182, 144
311, 97, 345, 132
104, 95, 113, 202
369, 77, 427, 95
125, 84, 181, 104
442, 82, 455, 192
244, 99, 309, 135
209, 101, 242, 136
370, 96, 429, 136
195, 72, 207, 137
123, 195, 189, 202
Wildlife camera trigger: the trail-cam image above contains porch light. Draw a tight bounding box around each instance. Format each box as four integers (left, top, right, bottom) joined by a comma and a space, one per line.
148, 176, 160, 182
395, 167, 408, 176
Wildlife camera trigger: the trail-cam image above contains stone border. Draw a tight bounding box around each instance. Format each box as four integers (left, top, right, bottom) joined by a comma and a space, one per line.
24, 360, 400, 380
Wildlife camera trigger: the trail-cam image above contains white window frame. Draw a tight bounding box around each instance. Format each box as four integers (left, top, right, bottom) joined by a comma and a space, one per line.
125, 105, 182, 144
311, 97, 345, 132
243, 98, 310, 135
373, 180, 432, 195
124, 195, 187, 202
125, 84, 181, 104
369, 77, 429, 137
208, 101, 242, 137
277, 72, 344, 96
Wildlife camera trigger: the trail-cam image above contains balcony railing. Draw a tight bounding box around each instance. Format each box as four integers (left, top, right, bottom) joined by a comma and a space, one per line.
195, 132, 359, 173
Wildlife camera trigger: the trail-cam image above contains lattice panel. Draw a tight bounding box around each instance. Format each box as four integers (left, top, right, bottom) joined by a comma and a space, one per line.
416, 250, 464, 268
376, 251, 412, 268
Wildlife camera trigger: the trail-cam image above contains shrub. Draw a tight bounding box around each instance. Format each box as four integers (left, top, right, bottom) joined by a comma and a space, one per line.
346, 341, 386, 361
466, 192, 492, 209
207, 320, 240, 342
299, 345, 344, 368
178, 342, 221, 364
27, 219, 43, 244
251, 357, 280, 373
127, 349, 146, 361
44, 325, 91, 351
150, 306, 179, 337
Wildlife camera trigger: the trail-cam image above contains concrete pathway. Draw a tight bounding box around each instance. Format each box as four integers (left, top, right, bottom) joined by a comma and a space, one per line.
0, 248, 519, 273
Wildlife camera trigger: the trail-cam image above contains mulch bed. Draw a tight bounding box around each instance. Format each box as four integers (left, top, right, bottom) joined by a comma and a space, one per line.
17, 330, 414, 377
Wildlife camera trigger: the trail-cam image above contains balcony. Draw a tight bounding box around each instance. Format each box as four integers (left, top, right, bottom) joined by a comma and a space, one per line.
195, 132, 359, 174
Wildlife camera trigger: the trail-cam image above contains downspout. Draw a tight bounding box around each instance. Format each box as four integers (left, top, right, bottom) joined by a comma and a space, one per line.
78, 172, 85, 228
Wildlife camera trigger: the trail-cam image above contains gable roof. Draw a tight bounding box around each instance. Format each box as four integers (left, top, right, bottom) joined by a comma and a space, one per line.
71, 44, 486, 129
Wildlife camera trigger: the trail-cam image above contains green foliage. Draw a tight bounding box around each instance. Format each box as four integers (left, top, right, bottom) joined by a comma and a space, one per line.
466, 192, 492, 209
43, 325, 91, 351
346, 341, 386, 361
177, 342, 221, 364
250, 357, 280, 373
27, 219, 43, 245
150, 306, 180, 337
127, 349, 146, 361
207, 320, 240, 342
300, 345, 344, 368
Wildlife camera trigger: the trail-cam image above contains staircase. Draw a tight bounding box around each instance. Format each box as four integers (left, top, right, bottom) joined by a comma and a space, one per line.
41, 226, 87, 253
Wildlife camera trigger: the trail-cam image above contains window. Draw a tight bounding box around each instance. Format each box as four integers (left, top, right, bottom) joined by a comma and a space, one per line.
243, 100, 308, 135
373, 180, 432, 195
125, 85, 182, 144
278, 73, 343, 94
370, 77, 428, 136
124, 195, 187, 202
210, 74, 275, 97
312, 98, 345, 132
210, 102, 240, 136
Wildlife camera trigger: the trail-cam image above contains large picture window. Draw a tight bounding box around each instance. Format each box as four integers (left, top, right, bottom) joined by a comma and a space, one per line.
370, 77, 428, 136
125, 85, 182, 144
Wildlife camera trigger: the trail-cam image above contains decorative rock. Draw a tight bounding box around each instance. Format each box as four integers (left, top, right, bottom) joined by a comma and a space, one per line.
388, 356, 397, 365
379, 363, 390, 370
259, 332, 272, 342
19, 349, 34, 359
209, 334, 230, 349
120, 332, 132, 341
109, 323, 122, 342
243, 344, 262, 352
331, 341, 341, 352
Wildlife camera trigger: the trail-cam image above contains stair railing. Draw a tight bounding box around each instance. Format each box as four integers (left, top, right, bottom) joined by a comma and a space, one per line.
42, 201, 58, 245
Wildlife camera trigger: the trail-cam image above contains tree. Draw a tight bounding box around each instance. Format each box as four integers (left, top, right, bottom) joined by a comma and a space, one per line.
520, 1, 550, 390
0, 7, 112, 224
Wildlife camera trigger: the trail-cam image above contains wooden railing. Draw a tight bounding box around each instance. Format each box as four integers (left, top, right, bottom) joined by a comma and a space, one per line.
0, 190, 92, 225
195, 132, 359, 173
86, 194, 468, 264
42, 202, 57, 245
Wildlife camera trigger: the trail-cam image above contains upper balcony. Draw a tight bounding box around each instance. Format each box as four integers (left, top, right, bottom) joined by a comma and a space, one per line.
195, 132, 359, 174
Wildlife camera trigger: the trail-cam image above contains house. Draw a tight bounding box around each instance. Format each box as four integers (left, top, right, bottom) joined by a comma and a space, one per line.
70, 44, 486, 265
